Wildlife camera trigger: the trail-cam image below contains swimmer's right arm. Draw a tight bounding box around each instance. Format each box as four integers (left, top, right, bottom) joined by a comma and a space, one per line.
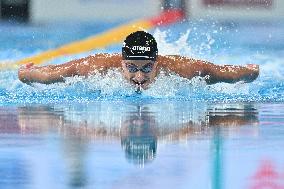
18, 60, 77, 84
18, 53, 122, 84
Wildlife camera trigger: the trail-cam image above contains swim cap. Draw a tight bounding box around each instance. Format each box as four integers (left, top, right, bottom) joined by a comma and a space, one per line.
122, 31, 158, 61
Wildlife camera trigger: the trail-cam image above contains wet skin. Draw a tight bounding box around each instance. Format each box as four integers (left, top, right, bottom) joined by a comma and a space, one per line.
18, 54, 260, 87
121, 60, 158, 90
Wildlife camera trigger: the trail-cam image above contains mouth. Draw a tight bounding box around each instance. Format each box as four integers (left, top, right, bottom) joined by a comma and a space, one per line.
132, 80, 148, 92
132, 80, 147, 86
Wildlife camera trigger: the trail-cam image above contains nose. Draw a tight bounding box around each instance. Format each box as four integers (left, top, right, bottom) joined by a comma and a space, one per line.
133, 71, 146, 84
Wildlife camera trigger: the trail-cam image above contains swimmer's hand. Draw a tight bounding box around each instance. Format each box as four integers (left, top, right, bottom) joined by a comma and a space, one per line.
204, 63, 259, 84
244, 64, 259, 82
18, 63, 39, 84
18, 63, 63, 84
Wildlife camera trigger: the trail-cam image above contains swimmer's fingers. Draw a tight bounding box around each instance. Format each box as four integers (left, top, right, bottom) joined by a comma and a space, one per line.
25, 62, 34, 69
18, 63, 37, 84
19, 62, 36, 70
244, 64, 259, 82
246, 64, 259, 71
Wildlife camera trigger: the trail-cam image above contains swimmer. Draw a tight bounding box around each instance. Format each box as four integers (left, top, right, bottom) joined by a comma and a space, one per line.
18, 31, 259, 91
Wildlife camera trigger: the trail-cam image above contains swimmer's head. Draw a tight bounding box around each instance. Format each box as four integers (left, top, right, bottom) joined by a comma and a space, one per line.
121, 31, 159, 90
122, 31, 158, 61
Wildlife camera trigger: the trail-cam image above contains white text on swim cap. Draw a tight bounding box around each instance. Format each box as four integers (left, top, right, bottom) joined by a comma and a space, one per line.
132, 46, 151, 52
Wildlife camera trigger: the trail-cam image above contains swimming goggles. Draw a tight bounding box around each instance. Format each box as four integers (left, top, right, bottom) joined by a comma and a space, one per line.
126, 63, 154, 73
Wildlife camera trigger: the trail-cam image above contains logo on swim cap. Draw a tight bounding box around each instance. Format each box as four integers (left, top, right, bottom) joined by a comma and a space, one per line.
131, 46, 151, 52
122, 31, 158, 61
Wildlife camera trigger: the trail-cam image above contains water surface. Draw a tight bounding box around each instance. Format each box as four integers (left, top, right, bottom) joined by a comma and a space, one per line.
1, 102, 284, 189
1, 20, 284, 189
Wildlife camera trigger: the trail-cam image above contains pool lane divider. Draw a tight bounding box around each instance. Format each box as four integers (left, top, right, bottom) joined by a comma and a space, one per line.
0, 9, 185, 70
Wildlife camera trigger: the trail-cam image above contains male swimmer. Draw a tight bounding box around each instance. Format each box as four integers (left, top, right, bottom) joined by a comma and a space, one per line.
18, 31, 259, 91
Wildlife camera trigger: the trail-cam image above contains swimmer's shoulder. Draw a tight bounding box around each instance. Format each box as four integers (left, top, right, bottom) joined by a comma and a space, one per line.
157, 54, 190, 62
157, 55, 200, 65
157, 55, 190, 68
157, 55, 202, 76
85, 53, 122, 70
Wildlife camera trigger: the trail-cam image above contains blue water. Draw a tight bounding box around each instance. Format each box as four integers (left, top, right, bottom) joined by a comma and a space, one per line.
0, 20, 284, 104
1, 20, 284, 189
1, 101, 284, 189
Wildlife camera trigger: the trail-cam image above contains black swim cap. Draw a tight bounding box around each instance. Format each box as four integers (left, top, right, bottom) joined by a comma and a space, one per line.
122, 31, 158, 61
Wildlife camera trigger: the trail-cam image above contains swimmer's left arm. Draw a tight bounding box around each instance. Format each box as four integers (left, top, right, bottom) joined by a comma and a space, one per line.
157, 55, 259, 84
202, 62, 259, 84
157, 55, 207, 78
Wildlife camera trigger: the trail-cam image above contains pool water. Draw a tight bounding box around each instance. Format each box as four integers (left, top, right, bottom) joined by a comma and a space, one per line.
1, 20, 284, 188
1, 102, 284, 189
1, 20, 284, 103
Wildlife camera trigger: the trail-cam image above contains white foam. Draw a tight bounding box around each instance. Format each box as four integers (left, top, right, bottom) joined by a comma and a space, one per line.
64, 68, 136, 96
1, 26, 284, 103
153, 29, 193, 56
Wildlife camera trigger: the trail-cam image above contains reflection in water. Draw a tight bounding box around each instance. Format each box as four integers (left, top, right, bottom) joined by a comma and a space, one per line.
0, 102, 262, 188
120, 107, 158, 165
63, 137, 87, 188
249, 160, 284, 189
0, 157, 30, 189
208, 104, 258, 189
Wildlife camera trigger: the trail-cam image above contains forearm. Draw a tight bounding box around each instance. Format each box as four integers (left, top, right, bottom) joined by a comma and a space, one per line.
19, 62, 77, 84
204, 64, 259, 84
18, 54, 122, 84
30, 66, 70, 84
158, 55, 259, 84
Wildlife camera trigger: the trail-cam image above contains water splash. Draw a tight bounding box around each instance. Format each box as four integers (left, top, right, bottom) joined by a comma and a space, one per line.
153, 29, 193, 56
1, 62, 282, 105
1, 22, 284, 104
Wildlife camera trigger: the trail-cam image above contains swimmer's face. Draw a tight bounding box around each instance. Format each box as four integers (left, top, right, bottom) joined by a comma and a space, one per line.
121, 60, 158, 90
